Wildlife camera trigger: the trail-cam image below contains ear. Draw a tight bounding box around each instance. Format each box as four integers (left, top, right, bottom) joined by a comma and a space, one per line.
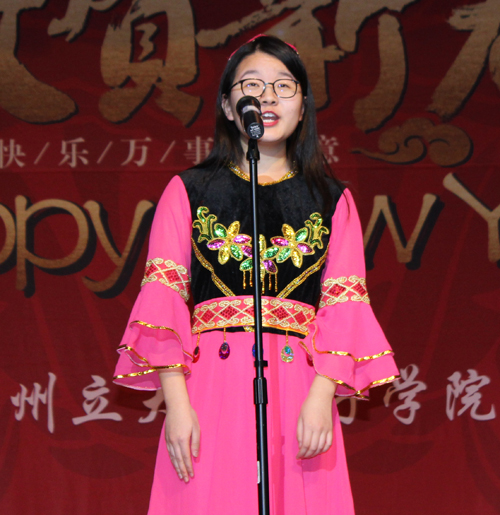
222, 95, 235, 121
299, 97, 306, 121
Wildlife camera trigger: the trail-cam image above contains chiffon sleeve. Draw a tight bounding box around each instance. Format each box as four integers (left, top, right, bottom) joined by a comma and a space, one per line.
303, 189, 400, 398
113, 176, 193, 390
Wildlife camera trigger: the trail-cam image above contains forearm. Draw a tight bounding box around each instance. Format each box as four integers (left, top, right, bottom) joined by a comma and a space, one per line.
158, 369, 191, 409
308, 374, 337, 402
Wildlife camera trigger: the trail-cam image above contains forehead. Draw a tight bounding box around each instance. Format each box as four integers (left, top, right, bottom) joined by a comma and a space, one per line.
234, 51, 294, 80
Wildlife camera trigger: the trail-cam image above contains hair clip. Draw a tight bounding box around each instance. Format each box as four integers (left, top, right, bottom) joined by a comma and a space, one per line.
228, 34, 299, 60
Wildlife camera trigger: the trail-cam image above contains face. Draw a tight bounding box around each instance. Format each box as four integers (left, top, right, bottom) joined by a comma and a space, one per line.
222, 51, 305, 149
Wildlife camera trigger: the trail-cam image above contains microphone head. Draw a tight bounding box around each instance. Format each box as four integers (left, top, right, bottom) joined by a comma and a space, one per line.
236, 96, 261, 117
236, 96, 264, 140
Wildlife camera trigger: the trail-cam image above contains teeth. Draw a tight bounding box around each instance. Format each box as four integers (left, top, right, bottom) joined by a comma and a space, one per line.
262, 113, 277, 119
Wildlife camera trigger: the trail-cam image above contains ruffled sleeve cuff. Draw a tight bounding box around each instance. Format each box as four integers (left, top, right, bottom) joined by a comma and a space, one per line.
113, 282, 194, 390
302, 299, 400, 399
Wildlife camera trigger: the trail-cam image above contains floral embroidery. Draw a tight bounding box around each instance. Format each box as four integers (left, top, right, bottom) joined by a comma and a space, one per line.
240, 235, 279, 291
193, 207, 329, 291
141, 258, 190, 301
193, 207, 252, 264
318, 275, 370, 308
270, 213, 329, 268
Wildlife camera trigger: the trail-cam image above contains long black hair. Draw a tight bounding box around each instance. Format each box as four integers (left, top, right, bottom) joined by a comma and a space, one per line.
195, 35, 343, 214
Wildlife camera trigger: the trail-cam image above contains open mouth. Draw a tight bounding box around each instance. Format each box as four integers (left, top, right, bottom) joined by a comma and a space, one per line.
262, 111, 279, 126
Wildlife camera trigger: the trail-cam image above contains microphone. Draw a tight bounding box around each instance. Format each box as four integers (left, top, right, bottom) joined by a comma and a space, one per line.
236, 96, 264, 140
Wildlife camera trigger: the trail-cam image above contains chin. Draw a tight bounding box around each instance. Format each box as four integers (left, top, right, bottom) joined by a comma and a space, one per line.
258, 137, 285, 146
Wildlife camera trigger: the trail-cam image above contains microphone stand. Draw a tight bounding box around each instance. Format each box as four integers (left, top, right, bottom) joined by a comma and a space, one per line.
247, 137, 270, 515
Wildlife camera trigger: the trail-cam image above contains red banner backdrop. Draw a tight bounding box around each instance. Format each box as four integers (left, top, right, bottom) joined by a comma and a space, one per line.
1, 1, 499, 514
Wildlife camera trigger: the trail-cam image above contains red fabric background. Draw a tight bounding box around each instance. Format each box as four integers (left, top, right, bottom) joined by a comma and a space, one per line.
1, 1, 499, 514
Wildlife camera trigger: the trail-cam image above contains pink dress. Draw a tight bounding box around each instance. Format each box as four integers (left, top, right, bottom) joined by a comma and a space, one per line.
114, 167, 399, 515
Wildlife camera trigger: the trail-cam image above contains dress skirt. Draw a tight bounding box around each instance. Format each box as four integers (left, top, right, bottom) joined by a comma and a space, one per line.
147, 330, 355, 515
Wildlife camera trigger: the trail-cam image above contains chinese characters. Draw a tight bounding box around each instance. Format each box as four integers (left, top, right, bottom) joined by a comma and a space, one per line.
11, 365, 497, 432
384, 364, 427, 425
11, 372, 56, 433
383, 364, 496, 425
446, 369, 496, 421
72, 375, 122, 425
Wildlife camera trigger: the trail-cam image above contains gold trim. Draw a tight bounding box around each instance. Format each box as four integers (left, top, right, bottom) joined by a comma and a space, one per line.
315, 347, 394, 362
317, 373, 400, 399
298, 336, 400, 398
306, 324, 394, 362
191, 237, 235, 297
277, 243, 329, 298
117, 343, 148, 365
130, 320, 182, 340
228, 161, 298, 185
364, 375, 400, 390
119, 343, 190, 367
113, 363, 188, 381
128, 321, 194, 361
116, 345, 189, 376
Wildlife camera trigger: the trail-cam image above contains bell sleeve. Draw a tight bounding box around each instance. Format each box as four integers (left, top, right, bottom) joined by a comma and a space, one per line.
113, 176, 193, 391
303, 189, 400, 398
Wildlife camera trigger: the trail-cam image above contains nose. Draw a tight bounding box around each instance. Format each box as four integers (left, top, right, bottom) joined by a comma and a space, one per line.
260, 82, 278, 103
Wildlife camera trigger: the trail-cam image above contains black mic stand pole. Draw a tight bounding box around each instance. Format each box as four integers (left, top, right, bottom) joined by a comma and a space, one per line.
247, 137, 270, 515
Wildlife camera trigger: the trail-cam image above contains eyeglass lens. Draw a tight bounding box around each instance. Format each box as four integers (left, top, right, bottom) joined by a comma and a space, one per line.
241, 79, 297, 98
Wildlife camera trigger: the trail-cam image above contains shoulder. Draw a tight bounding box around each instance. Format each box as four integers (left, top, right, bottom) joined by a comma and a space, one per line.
324, 174, 346, 192
179, 165, 241, 208
324, 174, 346, 202
296, 172, 346, 218
295, 171, 345, 196
159, 174, 187, 200
331, 187, 361, 229
179, 167, 211, 181
179, 166, 218, 191
155, 175, 190, 216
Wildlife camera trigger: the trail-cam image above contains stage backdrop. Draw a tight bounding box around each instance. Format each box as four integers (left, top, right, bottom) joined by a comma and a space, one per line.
1, 1, 499, 514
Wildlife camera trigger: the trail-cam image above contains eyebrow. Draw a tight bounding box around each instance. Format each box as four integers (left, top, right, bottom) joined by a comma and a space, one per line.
239, 69, 295, 80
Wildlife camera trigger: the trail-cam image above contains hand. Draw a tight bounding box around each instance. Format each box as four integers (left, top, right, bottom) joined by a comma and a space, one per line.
165, 403, 200, 482
158, 369, 200, 482
296, 375, 336, 460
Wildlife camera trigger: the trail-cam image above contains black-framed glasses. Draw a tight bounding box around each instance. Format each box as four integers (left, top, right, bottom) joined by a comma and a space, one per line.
230, 78, 300, 99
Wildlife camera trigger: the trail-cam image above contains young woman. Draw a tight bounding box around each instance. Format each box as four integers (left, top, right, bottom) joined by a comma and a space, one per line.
114, 35, 399, 515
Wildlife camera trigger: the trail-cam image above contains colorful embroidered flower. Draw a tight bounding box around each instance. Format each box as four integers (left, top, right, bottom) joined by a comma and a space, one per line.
267, 213, 329, 268
240, 235, 278, 280
207, 221, 252, 264
270, 224, 314, 268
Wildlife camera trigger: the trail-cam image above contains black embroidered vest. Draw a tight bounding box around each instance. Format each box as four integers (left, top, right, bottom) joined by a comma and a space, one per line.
180, 166, 344, 317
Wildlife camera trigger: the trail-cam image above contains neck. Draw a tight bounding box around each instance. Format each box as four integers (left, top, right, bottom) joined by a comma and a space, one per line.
237, 138, 290, 179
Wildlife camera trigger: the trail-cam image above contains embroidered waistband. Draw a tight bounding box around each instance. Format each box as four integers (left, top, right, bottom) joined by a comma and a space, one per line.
192, 296, 316, 336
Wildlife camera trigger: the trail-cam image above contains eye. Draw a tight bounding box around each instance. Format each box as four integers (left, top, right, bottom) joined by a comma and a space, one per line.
243, 80, 261, 88
276, 81, 293, 90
